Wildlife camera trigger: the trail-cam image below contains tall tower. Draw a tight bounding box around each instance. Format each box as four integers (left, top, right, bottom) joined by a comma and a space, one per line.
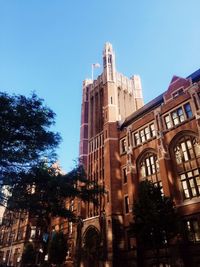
78, 43, 144, 267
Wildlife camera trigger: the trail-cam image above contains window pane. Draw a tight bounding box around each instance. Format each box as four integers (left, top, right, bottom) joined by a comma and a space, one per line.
121, 139, 126, 153
196, 176, 200, 186
125, 196, 129, 213
139, 153, 162, 190
134, 132, 140, 146
177, 107, 184, 122
184, 188, 190, 199
164, 115, 171, 129
182, 181, 188, 190
123, 168, 127, 183
140, 164, 146, 178
180, 173, 186, 180
187, 140, 194, 159
140, 129, 145, 142
181, 142, 189, 161
150, 123, 156, 136
172, 111, 179, 125
145, 127, 150, 139
194, 140, 200, 157
175, 146, 182, 164
184, 103, 193, 118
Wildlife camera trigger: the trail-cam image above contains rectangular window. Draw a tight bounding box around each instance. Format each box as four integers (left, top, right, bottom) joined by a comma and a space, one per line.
134, 132, 140, 146
184, 103, 193, 118
180, 169, 200, 199
185, 219, 200, 242
120, 138, 126, 154
172, 107, 184, 126
30, 226, 36, 239
144, 127, 150, 140
172, 110, 179, 125
164, 115, 171, 129
177, 107, 185, 122
124, 196, 129, 214
150, 123, 156, 137
122, 168, 127, 183
145, 158, 151, 176
173, 88, 183, 98
140, 129, 145, 143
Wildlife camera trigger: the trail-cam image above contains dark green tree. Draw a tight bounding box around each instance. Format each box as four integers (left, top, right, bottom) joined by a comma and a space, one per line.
7, 163, 103, 224
0, 92, 61, 205
48, 231, 68, 266
21, 242, 37, 266
132, 180, 180, 266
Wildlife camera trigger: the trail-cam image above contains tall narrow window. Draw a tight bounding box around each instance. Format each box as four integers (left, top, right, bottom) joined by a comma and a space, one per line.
184, 103, 193, 118
134, 132, 140, 146
124, 196, 129, 214
172, 107, 184, 125
144, 127, 150, 140
120, 138, 126, 154
164, 115, 171, 129
122, 167, 127, 183
150, 123, 156, 137
140, 129, 145, 143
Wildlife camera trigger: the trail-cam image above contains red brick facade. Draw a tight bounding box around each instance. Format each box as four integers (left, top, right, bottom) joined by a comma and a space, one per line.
78, 43, 200, 267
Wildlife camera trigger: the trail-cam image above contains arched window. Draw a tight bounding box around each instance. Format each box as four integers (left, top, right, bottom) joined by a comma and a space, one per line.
172, 134, 200, 199
138, 152, 162, 189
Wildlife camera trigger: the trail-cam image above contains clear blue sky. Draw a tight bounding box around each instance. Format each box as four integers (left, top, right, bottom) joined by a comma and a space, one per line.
0, 0, 200, 172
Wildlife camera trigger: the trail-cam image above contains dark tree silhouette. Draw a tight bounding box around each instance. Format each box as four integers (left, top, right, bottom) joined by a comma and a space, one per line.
132, 180, 180, 266
48, 231, 68, 266
0, 92, 61, 206
21, 242, 37, 266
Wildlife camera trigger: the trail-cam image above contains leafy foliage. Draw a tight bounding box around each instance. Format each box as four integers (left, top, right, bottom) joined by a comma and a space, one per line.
7, 164, 104, 225
132, 180, 179, 248
0, 92, 61, 204
21, 242, 37, 265
48, 231, 68, 265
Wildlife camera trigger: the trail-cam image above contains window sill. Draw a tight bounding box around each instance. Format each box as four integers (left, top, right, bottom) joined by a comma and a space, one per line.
178, 197, 200, 207
134, 136, 156, 148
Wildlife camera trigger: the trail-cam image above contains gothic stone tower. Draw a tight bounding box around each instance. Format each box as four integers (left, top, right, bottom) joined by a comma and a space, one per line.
79, 43, 144, 267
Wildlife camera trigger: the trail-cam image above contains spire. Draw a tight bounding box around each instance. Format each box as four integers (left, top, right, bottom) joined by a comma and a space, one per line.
103, 42, 116, 82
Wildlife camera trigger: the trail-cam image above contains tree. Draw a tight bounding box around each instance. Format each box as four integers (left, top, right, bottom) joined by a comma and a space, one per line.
6, 163, 104, 266
7, 163, 103, 224
0, 92, 61, 205
21, 242, 37, 266
48, 231, 68, 266
132, 180, 180, 266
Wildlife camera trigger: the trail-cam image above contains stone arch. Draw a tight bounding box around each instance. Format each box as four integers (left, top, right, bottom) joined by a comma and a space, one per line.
169, 130, 199, 150
136, 148, 162, 189
81, 226, 101, 267
136, 148, 157, 166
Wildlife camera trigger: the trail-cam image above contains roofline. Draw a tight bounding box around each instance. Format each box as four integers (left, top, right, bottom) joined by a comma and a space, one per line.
187, 68, 200, 83
120, 68, 200, 129
120, 93, 164, 129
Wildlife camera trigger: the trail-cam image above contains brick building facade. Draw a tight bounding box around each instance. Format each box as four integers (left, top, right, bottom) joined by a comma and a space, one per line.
1, 43, 200, 267
78, 43, 200, 267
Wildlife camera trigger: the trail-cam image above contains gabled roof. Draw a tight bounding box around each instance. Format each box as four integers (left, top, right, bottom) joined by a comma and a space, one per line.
120, 68, 200, 129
